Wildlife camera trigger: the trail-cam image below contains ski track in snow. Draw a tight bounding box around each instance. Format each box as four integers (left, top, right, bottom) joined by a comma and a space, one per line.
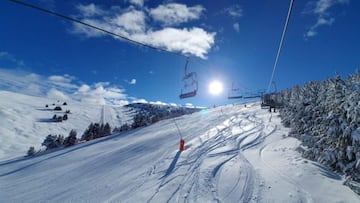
258, 138, 313, 202
1, 96, 359, 203
136, 109, 274, 202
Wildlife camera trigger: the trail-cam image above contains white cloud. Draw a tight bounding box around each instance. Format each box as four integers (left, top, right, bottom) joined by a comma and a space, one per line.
129, 0, 145, 7
306, 30, 318, 37
0, 51, 10, 57
76, 3, 105, 17
317, 17, 335, 26
150, 101, 167, 105
184, 103, 194, 108
74, 83, 127, 105
25, 84, 42, 96
104, 87, 127, 99
114, 100, 130, 106
0, 51, 25, 67
233, 23, 240, 33
224, 5, 243, 18
70, 18, 107, 37
132, 99, 148, 104
130, 79, 136, 85
48, 75, 71, 83
0, 69, 43, 96
149, 3, 204, 26
0, 68, 131, 106
78, 84, 91, 92
124, 79, 136, 85
111, 9, 146, 34
169, 103, 178, 107
313, 0, 349, 15
95, 82, 110, 88
48, 75, 78, 90
304, 0, 349, 38
133, 27, 215, 58
70, 3, 215, 59
47, 88, 71, 101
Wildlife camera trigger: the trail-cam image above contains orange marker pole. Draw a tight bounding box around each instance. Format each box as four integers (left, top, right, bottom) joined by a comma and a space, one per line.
180, 139, 185, 151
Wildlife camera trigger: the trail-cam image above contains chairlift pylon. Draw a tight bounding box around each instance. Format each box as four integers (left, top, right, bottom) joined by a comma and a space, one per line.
179, 58, 198, 99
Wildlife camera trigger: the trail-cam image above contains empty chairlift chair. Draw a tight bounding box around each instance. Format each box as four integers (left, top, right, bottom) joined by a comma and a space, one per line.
228, 82, 243, 99
179, 58, 198, 99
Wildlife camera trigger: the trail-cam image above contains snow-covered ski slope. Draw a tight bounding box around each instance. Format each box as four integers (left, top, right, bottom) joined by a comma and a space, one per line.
0, 90, 134, 161
1, 98, 359, 202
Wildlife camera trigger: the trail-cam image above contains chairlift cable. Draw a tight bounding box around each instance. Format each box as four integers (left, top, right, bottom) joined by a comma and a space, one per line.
7, 0, 185, 58
267, 0, 295, 93
8, 0, 207, 100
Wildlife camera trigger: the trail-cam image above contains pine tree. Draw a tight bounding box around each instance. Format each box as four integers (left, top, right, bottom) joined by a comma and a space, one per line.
64, 129, 77, 147
278, 71, 360, 192
93, 123, 101, 138
42, 134, 64, 150
82, 123, 94, 141
104, 123, 111, 136
119, 123, 130, 132
27, 146, 36, 156
132, 113, 149, 128
56, 135, 64, 146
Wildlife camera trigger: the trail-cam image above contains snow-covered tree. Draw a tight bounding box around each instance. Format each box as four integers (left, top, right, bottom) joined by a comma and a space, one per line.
278, 70, 360, 194
132, 113, 150, 128
120, 123, 130, 132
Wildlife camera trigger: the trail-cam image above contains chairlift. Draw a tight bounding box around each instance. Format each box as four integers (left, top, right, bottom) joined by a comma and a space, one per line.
261, 81, 283, 108
179, 58, 198, 99
228, 81, 243, 99
243, 89, 264, 99
243, 94, 261, 99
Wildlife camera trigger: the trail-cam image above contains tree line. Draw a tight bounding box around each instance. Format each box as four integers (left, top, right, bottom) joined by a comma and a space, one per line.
277, 70, 360, 194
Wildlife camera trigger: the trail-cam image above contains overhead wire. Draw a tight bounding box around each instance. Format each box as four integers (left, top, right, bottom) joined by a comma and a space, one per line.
8, 0, 233, 80
7, 0, 185, 58
267, 0, 295, 93
9, 0, 294, 98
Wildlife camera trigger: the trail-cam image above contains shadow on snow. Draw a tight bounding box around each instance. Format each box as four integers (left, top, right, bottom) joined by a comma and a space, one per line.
162, 150, 182, 178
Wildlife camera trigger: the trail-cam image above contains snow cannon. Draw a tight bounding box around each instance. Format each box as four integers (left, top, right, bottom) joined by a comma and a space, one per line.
180, 139, 185, 151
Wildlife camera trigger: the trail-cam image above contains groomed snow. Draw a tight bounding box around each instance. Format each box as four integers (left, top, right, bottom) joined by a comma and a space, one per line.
0, 92, 359, 202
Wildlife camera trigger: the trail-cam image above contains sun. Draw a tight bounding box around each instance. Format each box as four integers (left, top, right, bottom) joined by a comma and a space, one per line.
208, 80, 223, 95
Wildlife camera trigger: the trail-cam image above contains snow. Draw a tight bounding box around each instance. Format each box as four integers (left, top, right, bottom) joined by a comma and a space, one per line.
0, 91, 359, 202
0, 90, 133, 161
352, 128, 360, 142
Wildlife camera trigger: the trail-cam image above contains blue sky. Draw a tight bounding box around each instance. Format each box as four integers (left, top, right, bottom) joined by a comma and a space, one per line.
0, 0, 359, 107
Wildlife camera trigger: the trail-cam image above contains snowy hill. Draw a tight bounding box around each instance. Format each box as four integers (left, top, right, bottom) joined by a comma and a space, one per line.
1, 99, 359, 202
0, 90, 197, 161
0, 90, 128, 160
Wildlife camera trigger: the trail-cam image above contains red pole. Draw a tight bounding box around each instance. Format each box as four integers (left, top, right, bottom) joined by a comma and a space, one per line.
180, 139, 185, 151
